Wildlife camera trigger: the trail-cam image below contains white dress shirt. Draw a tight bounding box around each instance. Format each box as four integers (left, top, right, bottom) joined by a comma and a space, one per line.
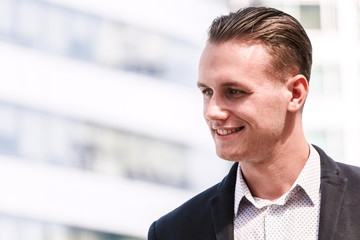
234, 145, 321, 239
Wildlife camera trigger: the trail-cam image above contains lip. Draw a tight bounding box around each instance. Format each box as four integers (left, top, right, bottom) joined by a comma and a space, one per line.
214, 126, 245, 136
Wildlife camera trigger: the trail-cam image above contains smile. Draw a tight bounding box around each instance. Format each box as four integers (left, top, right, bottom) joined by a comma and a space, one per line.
216, 127, 244, 136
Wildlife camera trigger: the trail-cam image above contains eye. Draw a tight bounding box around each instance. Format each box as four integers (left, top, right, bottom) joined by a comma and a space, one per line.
202, 88, 213, 96
228, 88, 246, 95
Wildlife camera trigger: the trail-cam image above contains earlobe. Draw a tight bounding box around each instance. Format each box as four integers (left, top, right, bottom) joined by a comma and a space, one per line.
287, 74, 309, 112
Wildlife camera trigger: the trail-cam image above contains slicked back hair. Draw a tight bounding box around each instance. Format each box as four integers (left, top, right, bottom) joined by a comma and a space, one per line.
208, 7, 312, 82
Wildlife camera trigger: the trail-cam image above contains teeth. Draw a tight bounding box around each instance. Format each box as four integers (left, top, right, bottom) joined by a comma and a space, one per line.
216, 127, 243, 136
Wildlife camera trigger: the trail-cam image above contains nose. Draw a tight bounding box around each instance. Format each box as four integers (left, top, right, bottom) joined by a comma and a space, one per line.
205, 96, 229, 121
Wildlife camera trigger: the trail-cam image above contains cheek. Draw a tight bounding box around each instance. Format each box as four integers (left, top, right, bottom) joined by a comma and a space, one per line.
261, 101, 288, 128
245, 97, 287, 127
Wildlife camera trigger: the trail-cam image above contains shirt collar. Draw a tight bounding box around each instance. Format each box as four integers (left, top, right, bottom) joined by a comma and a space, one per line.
234, 144, 321, 217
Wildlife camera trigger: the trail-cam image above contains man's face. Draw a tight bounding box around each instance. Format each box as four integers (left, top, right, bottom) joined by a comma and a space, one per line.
197, 41, 292, 163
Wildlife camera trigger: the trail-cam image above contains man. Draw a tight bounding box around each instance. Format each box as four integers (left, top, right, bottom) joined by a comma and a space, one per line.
148, 7, 360, 240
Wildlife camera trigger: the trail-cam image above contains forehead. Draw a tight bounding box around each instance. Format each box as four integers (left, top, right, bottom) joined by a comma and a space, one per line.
200, 40, 271, 65
198, 40, 275, 86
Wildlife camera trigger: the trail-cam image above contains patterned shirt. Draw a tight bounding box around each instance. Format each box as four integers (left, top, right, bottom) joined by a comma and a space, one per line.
234, 145, 321, 239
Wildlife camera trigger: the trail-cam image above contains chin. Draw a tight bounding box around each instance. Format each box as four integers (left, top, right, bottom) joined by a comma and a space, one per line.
216, 150, 242, 162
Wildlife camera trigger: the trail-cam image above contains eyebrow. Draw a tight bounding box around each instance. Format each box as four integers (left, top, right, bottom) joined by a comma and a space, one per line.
197, 81, 247, 89
197, 82, 207, 88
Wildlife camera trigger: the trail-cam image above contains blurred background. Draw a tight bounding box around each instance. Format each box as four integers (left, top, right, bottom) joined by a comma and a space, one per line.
0, 0, 359, 239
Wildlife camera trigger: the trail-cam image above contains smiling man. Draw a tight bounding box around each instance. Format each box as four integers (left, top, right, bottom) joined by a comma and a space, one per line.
148, 7, 360, 240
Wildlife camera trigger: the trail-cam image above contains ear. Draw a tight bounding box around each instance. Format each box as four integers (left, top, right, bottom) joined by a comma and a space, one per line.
286, 74, 309, 112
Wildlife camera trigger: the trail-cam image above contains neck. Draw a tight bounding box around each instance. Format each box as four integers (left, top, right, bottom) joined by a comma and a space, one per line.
240, 129, 309, 201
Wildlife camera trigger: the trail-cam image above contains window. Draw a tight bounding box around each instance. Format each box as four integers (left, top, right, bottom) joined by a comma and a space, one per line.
67, 12, 100, 60
321, 3, 337, 31
310, 65, 341, 95
0, 0, 12, 35
263, 2, 337, 31
306, 130, 343, 161
1, 0, 199, 85
0, 103, 189, 187
0, 104, 19, 155
0, 215, 143, 240
300, 5, 321, 29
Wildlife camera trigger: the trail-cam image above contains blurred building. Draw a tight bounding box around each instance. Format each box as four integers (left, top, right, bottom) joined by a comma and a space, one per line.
0, 0, 359, 239
0, 0, 229, 239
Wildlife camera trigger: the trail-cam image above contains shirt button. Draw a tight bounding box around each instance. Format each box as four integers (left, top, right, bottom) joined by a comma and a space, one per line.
272, 204, 279, 210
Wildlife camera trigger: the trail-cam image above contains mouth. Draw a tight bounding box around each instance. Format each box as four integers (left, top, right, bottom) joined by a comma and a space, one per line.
215, 127, 244, 136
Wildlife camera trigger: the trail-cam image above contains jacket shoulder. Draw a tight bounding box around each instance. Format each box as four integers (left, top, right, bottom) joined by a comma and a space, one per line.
149, 162, 238, 240
336, 161, 360, 195
160, 182, 221, 223
149, 183, 220, 239
336, 161, 360, 178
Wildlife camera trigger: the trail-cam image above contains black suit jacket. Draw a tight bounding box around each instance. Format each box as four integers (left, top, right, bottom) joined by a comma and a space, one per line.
148, 145, 360, 240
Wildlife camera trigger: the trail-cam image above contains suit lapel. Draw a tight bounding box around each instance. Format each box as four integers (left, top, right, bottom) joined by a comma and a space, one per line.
210, 163, 238, 240
314, 145, 348, 240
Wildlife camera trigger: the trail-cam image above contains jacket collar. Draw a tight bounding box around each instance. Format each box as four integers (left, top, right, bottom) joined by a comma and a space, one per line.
313, 145, 348, 240
209, 162, 238, 240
